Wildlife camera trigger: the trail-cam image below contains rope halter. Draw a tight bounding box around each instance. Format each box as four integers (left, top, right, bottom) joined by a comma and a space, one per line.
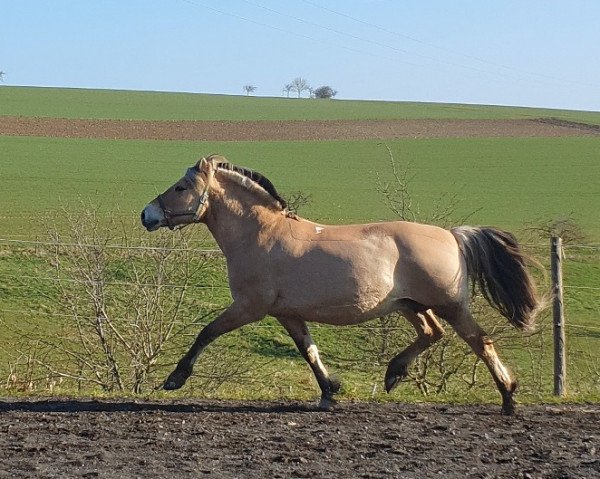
156, 160, 215, 230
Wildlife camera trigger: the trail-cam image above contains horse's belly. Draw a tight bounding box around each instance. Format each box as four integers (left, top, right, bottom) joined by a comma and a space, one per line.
270, 294, 399, 325
269, 245, 399, 324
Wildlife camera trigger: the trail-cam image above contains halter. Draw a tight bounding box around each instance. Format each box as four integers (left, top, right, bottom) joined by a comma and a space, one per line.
156, 165, 214, 230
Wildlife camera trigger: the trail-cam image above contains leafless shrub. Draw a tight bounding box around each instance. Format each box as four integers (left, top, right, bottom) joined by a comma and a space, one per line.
284, 190, 312, 216
2, 207, 259, 395
375, 144, 480, 228
524, 215, 587, 245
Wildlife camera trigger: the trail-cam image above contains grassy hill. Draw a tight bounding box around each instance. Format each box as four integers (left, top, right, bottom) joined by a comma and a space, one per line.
2, 86, 600, 123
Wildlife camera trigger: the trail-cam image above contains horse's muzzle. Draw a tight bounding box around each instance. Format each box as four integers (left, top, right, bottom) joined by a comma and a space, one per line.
141, 207, 161, 231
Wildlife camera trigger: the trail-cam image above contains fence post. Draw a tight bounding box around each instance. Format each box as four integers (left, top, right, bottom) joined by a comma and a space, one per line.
551, 236, 566, 396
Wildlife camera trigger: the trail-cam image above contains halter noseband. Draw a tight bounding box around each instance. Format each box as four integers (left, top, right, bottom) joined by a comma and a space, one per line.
157, 165, 213, 230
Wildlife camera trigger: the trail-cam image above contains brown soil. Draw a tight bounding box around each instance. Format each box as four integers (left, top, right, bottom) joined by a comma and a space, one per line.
1, 116, 599, 141
1, 399, 598, 478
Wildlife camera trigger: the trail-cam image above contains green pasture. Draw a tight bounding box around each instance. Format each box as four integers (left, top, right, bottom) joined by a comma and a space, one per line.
1, 135, 599, 239
2, 86, 600, 122
1, 134, 599, 403
0, 87, 598, 403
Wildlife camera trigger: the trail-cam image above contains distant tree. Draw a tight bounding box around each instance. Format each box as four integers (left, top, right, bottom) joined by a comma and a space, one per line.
290, 77, 310, 98
314, 86, 337, 99
243, 85, 257, 96
283, 83, 294, 98
0, 71, 5, 82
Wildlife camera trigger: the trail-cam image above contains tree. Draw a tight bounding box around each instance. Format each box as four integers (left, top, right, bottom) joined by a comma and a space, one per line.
0, 71, 5, 82
290, 77, 310, 98
243, 85, 257, 96
283, 83, 294, 98
314, 86, 337, 99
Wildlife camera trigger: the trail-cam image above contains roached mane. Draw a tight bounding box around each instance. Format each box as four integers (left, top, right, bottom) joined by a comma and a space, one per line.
214, 160, 288, 211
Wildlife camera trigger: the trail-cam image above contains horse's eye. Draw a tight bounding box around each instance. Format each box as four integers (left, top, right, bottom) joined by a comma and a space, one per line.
175, 186, 187, 192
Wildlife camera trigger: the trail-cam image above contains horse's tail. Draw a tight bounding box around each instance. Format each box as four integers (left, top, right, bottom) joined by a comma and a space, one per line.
451, 226, 541, 330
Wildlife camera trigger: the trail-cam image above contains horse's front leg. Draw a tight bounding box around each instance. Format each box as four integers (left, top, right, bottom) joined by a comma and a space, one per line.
164, 301, 265, 390
277, 317, 340, 410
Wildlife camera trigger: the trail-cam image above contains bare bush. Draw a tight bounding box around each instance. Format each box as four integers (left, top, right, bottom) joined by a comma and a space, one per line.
524, 215, 587, 245
4, 208, 234, 394
283, 190, 312, 216
375, 144, 480, 228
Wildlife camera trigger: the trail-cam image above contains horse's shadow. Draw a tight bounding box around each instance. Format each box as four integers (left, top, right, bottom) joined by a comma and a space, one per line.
0, 398, 324, 414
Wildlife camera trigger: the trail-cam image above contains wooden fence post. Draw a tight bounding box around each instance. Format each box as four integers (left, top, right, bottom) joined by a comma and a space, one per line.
551, 236, 566, 396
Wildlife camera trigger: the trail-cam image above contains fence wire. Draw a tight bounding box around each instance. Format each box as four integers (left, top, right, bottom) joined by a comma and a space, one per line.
1, 236, 598, 396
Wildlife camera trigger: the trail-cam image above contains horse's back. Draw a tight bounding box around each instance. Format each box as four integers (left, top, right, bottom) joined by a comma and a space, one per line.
267, 218, 465, 323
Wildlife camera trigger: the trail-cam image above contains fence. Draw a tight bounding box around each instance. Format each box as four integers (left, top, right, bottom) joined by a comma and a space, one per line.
1, 235, 599, 397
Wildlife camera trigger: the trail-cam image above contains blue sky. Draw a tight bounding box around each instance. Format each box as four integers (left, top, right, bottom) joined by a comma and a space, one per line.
2, 0, 599, 111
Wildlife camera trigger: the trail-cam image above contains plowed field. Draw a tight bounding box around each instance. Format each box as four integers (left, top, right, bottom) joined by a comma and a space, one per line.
1, 116, 599, 141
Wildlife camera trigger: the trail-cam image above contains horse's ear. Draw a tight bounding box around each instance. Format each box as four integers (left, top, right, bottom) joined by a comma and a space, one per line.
195, 157, 207, 172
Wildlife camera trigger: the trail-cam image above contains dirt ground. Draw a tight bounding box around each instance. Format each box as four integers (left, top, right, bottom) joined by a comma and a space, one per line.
0, 399, 598, 479
1, 116, 599, 141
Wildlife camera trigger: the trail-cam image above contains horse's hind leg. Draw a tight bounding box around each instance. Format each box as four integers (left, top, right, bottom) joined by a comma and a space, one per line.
277, 317, 340, 410
385, 305, 445, 393
440, 306, 517, 415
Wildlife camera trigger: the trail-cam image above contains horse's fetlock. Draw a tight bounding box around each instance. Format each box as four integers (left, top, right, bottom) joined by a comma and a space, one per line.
328, 376, 341, 395
430, 326, 445, 342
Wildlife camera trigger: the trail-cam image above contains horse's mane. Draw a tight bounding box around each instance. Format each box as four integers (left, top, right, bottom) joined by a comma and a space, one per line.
211, 160, 288, 211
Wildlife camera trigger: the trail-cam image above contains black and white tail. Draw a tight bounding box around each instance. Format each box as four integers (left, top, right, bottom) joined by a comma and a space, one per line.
451, 226, 541, 329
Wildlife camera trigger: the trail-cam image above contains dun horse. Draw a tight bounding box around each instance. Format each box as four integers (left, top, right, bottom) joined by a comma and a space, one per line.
141, 155, 540, 415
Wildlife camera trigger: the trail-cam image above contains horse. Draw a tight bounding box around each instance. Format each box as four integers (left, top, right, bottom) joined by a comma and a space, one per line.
141, 154, 541, 415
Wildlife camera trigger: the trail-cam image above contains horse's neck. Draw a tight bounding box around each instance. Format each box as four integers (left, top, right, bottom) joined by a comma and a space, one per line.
203, 190, 282, 256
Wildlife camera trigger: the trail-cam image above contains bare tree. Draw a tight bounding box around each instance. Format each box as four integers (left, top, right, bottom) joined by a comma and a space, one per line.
290, 77, 310, 98
283, 190, 312, 216
243, 85, 257, 96
0, 71, 5, 82
283, 83, 294, 98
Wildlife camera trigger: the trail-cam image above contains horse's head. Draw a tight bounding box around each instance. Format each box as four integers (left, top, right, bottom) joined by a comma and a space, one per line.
141, 157, 216, 231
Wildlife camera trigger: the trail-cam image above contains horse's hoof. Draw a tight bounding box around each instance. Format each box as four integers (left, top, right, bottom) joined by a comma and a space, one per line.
384, 375, 400, 393
163, 380, 181, 391
384, 364, 408, 393
162, 369, 190, 390
501, 401, 516, 416
501, 388, 516, 415
318, 397, 336, 411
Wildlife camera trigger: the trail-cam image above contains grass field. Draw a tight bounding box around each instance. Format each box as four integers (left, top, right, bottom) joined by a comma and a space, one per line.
3, 86, 600, 123
1, 135, 599, 238
0, 87, 598, 404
